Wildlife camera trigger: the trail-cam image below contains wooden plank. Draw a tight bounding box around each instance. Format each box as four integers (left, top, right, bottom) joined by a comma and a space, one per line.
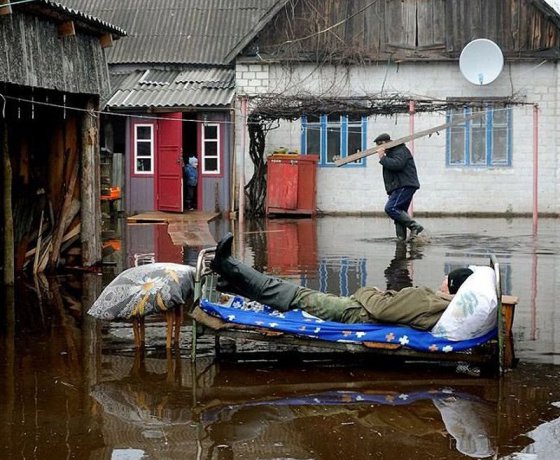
58, 21, 76, 38
0, 0, 12, 16
334, 111, 486, 166
2, 118, 14, 284
33, 210, 44, 275
48, 152, 79, 270
99, 33, 113, 49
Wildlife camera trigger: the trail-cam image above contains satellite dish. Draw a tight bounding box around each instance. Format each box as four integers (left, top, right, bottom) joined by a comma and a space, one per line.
459, 39, 504, 85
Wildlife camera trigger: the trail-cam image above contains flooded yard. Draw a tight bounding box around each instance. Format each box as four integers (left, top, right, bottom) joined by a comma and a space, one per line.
1, 216, 560, 459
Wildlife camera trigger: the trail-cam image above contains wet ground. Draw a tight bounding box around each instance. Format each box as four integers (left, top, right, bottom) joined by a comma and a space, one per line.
1, 216, 560, 459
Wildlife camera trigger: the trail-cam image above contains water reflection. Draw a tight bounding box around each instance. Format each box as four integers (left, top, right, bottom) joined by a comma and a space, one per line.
3, 215, 560, 459
90, 351, 197, 457
2, 245, 560, 459
199, 388, 495, 459
89, 349, 499, 459
383, 241, 421, 291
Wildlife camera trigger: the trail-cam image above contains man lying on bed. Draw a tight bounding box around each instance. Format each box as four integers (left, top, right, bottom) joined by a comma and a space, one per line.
210, 233, 477, 332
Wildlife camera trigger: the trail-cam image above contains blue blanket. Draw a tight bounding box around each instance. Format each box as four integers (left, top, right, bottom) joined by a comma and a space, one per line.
199, 296, 497, 352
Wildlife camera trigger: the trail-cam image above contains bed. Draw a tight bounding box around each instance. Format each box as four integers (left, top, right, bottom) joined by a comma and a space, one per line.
189, 248, 517, 375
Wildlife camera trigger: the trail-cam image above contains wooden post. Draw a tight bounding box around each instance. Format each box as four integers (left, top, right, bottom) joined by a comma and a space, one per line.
2, 117, 15, 285
81, 98, 102, 266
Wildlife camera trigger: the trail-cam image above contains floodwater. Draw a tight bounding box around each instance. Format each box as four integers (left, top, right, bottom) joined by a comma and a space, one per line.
1, 216, 560, 459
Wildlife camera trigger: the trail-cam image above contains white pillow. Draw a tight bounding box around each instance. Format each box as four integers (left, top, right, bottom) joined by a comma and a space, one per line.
431, 266, 497, 341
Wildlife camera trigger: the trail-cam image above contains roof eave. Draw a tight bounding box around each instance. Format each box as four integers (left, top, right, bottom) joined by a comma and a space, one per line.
223, 0, 290, 64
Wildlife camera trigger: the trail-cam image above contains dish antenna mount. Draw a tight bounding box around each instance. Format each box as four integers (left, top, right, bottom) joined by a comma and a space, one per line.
459, 39, 504, 85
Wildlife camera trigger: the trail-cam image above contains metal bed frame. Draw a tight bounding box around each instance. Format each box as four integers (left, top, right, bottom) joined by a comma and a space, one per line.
189, 248, 517, 375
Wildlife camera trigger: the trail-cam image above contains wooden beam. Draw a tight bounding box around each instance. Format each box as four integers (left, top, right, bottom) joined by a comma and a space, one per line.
0, 0, 12, 16
81, 98, 102, 266
2, 117, 15, 284
99, 33, 113, 49
58, 21, 76, 38
335, 112, 486, 166
48, 152, 79, 271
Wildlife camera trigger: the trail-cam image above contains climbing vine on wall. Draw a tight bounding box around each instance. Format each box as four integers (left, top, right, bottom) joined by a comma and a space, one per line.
245, 114, 272, 217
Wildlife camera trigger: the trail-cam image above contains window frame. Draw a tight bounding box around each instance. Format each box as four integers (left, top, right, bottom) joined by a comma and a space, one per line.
201, 122, 221, 176
133, 123, 155, 175
446, 105, 512, 167
301, 114, 368, 167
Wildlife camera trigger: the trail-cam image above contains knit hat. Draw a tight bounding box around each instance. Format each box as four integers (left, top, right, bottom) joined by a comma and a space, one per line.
188, 156, 198, 167
447, 268, 474, 294
374, 133, 391, 144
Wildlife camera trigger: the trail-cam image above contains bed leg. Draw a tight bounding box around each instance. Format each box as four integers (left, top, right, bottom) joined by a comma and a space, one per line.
165, 311, 174, 349
502, 302, 517, 369
132, 317, 145, 349
174, 306, 183, 347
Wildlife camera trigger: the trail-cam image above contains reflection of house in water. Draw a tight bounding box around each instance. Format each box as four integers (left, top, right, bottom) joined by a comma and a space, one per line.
264, 218, 368, 296
126, 224, 182, 267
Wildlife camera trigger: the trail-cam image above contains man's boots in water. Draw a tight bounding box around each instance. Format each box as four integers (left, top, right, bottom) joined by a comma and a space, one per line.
395, 211, 424, 240
395, 222, 408, 241
210, 233, 299, 310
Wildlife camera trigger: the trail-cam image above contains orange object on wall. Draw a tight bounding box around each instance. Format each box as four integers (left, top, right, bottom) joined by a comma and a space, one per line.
266, 219, 318, 274
101, 186, 121, 200
266, 154, 319, 216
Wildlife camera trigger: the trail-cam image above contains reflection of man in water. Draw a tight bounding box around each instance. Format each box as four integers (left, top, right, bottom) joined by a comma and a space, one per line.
202, 390, 495, 459
384, 242, 412, 291
384, 241, 424, 291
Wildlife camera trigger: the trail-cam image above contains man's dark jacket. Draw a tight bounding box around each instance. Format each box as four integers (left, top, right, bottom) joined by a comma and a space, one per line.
379, 143, 420, 194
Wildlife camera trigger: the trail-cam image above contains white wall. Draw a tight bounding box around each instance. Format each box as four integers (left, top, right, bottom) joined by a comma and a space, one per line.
235, 61, 559, 215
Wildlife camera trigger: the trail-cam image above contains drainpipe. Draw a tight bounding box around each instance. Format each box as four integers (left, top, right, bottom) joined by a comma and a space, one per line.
229, 106, 236, 217
532, 104, 539, 233
408, 100, 415, 216
530, 103, 539, 340
239, 97, 248, 227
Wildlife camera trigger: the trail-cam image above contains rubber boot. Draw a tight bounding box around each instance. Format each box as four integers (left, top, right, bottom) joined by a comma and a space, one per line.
395, 222, 408, 241
395, 211, 424, 238
210, 233, 299, 310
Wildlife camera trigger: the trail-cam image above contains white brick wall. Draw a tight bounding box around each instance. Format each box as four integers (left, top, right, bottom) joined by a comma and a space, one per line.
234, 61, 560, 215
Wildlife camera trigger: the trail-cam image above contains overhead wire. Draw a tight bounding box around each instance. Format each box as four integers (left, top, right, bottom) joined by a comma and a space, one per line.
0, 92, 514, 133
0, 0, 40, 7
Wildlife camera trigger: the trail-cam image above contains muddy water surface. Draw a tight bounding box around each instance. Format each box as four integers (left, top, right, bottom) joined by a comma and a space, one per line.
1, 216, 560, 459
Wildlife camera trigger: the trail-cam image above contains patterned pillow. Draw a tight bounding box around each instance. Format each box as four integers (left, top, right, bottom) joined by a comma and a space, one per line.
431, 266, 497, 341
88, 263, 195, 320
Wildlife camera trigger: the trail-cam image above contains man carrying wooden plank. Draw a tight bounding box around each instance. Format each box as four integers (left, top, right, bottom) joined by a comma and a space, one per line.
374, 132, 424, 241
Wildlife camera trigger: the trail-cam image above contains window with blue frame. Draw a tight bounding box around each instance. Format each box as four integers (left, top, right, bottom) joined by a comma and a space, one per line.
301, 114, 367, 166
446, 105, 512, 167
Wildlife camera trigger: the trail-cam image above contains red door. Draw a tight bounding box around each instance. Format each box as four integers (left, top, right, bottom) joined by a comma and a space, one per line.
157, 112, 183, 212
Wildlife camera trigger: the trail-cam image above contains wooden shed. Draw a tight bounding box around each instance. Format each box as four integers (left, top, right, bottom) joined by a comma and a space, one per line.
0, 0, 125, 283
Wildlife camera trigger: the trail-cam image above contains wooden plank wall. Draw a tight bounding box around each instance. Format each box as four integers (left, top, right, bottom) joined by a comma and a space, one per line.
256, 0, 560, 61
0, 11, 111, 96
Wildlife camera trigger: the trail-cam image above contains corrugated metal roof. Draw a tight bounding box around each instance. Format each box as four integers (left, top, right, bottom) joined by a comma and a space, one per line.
61, 0, 286, 65
107, 68, 235, 108
20, 0, 126, 36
